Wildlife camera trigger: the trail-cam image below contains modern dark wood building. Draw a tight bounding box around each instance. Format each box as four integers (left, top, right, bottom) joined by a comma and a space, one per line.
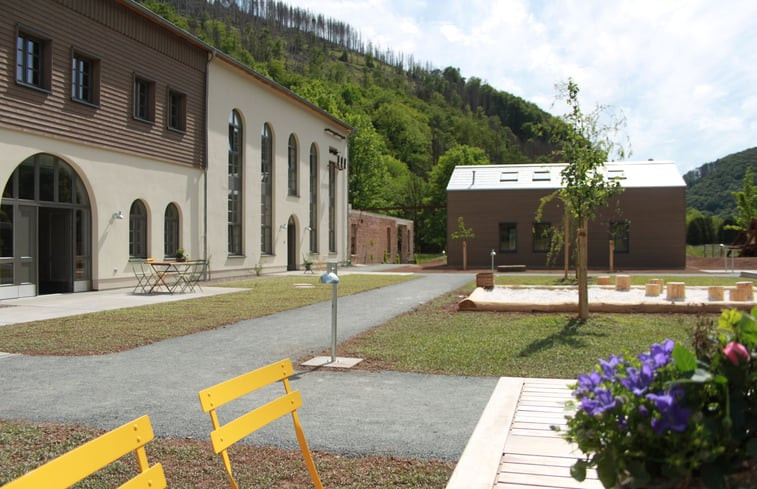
446, 161, 686, 270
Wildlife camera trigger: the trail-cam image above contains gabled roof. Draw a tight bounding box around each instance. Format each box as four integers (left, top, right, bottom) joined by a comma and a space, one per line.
446, 161, 685, 191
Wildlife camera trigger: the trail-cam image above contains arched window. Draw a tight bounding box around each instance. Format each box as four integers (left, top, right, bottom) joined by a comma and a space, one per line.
129, 200, 147, 259
164, 203, 179, 258
228, 110, 243, 255
288, 133, 298, 196
261, 123, 273, 254
309, 143, 318, 253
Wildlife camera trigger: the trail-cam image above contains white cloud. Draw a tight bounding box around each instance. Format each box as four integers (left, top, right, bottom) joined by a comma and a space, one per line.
285, 0, 757, 172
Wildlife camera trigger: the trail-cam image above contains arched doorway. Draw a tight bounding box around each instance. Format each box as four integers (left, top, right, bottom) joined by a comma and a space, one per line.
287, 215, 297, 271
0, 154, 91, 298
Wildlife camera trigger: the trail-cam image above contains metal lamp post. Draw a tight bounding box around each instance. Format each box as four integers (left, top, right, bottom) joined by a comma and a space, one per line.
490, 249, 496, 273
319, 262, 339, 363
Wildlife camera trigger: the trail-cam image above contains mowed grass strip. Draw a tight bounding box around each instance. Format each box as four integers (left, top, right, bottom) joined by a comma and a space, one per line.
0, 274, 416, 356
0, 419, 453, 489
338, 290, 702, 378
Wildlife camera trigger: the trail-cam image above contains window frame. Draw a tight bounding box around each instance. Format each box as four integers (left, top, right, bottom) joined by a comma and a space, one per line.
164, 203, 180, 259
610, 220, 630, 253
70, 48, 100, 106
532, 222, 552, 253
15, 26, 51, 92
261, 123, 273, 255
133, 75, 155, 123
288, 133, 298, 197
129, 200, 148, 259
308, 143, 318, 253
498, 222, 517, 253
228, 110, 243, 256
167, 87, 186, 133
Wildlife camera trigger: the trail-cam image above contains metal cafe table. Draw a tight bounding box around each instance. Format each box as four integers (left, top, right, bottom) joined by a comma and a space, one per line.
147, 261, 187, 294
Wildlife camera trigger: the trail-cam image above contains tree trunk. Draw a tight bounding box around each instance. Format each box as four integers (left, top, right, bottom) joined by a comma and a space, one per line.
462, 240, 467, 271
577, 222, 589, 319
609, 239, 615, 273
564, 209, 570, 280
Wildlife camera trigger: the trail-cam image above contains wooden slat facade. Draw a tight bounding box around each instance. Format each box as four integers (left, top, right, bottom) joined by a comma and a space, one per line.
1, 0, 206, 167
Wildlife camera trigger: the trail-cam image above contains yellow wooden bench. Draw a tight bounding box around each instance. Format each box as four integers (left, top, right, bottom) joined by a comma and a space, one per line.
197, 358, 324, 489
1, 415, 165, 489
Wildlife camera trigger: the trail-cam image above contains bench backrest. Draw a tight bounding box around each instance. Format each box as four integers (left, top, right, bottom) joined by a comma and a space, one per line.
1, 415, 165, 489
197, 358, 323, 489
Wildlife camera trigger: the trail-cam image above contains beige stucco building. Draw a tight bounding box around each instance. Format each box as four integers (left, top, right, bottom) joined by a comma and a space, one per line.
0, 0, 350, 299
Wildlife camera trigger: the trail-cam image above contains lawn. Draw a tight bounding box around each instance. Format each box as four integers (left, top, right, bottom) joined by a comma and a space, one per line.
0, 274, 417, 355
336, 289, 703, 378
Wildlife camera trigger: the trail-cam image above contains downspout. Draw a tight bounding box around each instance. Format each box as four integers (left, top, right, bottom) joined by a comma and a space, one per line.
203, 49, 217, 279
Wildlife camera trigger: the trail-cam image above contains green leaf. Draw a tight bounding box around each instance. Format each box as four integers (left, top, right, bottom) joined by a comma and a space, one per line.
690, 368, 714, 383
747, 437, 757, 457
596, 459, 618, 488
570, 460, 587, 482
672, 344, 697, 373
701, 463, 725, 489
627, 460, 650, 488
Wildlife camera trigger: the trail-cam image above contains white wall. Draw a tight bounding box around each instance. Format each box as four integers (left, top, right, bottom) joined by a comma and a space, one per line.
0, 128, 203, 290
206, 59, 350, 276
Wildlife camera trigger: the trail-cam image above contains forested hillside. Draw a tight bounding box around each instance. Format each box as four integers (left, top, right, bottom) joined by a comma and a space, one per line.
685, 146, 757, 218
141, 0, 566, 252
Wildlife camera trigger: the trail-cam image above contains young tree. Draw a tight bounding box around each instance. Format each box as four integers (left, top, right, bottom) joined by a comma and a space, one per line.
450, 216, 475, 270
728, 168, 757, 231
553, 79, 628, 319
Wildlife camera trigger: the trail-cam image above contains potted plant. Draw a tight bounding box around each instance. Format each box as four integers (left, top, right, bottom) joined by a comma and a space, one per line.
558, 308, 756, 488
302, 256, 314, 273
175, 248, 186, 262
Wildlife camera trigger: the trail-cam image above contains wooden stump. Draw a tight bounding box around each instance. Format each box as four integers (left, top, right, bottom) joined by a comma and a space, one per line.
736, 281, 754, 301
729, 287, 750, 302
476, 272, 494, 289
708, 286, 724, 301
667, 282, 685, 300
615, 275, 631, 291
649, 278, 664, 289
597, 276, 611, 286
645, 283, 661, 296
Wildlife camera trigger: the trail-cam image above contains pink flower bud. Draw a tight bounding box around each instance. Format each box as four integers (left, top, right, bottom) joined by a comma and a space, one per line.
723, 342, 750, 366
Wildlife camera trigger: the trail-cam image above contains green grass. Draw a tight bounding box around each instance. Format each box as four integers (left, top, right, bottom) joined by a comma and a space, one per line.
0, 274, 417, 356
338, 290, 702, 378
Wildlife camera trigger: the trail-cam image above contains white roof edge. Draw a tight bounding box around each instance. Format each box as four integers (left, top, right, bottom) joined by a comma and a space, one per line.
447, 161, 684, 191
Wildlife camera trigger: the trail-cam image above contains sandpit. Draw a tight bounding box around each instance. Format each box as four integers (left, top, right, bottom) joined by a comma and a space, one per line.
459, 285, 757, 313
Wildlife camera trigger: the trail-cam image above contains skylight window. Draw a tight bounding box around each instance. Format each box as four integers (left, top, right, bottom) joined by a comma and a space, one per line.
608, 169, 626, 180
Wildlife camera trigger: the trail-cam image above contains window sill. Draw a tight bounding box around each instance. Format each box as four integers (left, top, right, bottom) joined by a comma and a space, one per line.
132, 116, 155, 125
71, 97, 100, 109
15, 80, 51, 94
167, 126, 186, 135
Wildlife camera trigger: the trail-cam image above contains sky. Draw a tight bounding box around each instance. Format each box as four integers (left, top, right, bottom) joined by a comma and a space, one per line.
281, 0, 757, 174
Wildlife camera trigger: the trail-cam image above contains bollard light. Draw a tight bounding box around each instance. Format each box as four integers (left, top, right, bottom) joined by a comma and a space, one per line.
319, 262, 339, 363
490, 249, 496, 273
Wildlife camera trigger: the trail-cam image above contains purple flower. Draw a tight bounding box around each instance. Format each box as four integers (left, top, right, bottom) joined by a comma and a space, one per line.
575, 371, 602, 396
619, 363, 655, 396
646, 391, 691, 434
639, 339, 675, 368
599, 354, 624, 380
580, 388, 617, 416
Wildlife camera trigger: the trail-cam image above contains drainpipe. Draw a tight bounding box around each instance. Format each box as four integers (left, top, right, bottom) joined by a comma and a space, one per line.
203, 50, 217, 279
